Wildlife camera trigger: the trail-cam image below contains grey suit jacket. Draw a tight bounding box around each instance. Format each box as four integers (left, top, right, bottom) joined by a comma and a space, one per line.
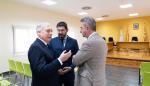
73, 32, 107, 86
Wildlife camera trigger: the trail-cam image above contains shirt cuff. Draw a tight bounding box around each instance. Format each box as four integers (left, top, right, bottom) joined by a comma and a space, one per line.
58, 58, 63, 65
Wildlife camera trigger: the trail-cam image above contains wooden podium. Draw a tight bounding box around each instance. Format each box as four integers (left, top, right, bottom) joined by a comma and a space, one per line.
106, 42, 150, 68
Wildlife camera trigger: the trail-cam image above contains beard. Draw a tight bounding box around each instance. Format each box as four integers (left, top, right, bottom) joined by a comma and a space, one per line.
58, 34, 65, 39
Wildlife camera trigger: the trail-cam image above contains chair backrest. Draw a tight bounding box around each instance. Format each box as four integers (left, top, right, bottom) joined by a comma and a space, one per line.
132, 36, 138, 42
15, 61, 24, 74
8, 58, 16, 72
140, 62, 150, 76
102, 37, 106, 41
108, 37, 114, 42
142, 72, 150, 86
0, 80, 12, 86
23, 63, 32, 77
0, 75, 2, 80
0, 76, 11, 86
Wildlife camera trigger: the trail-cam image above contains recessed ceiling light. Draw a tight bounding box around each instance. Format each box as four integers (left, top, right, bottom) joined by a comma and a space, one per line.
78, 12, 88, 15
41, 0, 57, 6
81, 6, 92, 10
120, 4, 133, 8
96, 18, 103, 21
129, 13, 139, 16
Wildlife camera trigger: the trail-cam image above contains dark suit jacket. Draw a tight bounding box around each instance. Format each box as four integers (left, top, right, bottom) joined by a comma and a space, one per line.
49, 36, 79, 76
28, 38, 61, 86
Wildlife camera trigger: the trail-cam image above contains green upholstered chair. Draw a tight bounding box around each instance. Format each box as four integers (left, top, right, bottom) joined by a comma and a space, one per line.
142, 72, 150, 86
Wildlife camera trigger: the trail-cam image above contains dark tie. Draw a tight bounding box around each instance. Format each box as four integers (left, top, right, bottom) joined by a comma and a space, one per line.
46, 44, 50, 49
46, 44, 49, 47
61, 39, 64, 44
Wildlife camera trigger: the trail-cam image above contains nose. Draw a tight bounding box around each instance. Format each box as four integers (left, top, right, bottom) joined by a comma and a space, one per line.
50, 32, 52, 35
50, 33, 52, 36
58, 31, 63, 34
80, 29, 82, 33
49, 31, 52, 36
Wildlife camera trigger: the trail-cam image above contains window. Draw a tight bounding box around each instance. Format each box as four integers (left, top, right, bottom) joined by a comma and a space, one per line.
13, 25, 37, 56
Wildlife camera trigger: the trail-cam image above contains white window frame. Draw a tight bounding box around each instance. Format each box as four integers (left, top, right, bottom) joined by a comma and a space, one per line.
12, 25, 37, 56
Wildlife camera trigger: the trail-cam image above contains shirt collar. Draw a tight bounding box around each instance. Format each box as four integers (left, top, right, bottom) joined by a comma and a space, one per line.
88, 32, 96, 39
38, 37, 47, 46
60, 35, 68, 40
64, 35, 68, 40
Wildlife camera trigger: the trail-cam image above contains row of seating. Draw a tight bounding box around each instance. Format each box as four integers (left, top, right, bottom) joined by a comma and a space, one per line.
0, 75, 13, 86
8, 58, 32, 86
103, 36, 138, 42
0, 73, 19, 86
140, 62, 150, 86
102, 37, 114, 42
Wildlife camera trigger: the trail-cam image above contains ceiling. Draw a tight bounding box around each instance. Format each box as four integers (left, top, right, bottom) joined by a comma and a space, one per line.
11, 0, 150, 21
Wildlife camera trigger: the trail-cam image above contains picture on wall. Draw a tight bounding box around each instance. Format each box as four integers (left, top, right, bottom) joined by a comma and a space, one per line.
133, 23, 139, 30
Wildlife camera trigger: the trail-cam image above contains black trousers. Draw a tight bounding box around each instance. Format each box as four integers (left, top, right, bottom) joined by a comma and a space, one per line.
58, 72, 75, 86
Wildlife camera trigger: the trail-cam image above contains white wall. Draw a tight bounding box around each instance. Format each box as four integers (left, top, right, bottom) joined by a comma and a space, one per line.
0, 0, 85, 73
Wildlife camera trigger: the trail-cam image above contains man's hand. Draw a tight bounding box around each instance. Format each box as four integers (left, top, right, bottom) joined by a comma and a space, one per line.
59, 50, 72, 62
58, 69, 65, 75
58, 67, 72, 75
62, 67, 72, 74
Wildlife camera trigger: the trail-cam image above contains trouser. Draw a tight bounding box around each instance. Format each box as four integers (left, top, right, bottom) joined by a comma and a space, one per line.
58, 73, 75, 86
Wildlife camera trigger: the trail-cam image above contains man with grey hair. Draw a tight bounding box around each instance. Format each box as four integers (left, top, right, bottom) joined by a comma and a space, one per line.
73, 17, 108, 86
28, 23, 72, 86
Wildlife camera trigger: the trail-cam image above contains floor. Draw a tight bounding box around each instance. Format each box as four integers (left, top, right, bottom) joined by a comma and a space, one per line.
2, 65, 140, 86
106, 65, 139, 86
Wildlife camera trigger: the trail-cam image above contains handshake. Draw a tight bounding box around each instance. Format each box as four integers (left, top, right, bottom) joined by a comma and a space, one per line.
58, 50, 72, 62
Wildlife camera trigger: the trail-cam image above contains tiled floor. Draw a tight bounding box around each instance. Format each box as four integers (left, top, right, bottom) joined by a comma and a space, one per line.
106, 65, 139, 86
3, 65, 140, 86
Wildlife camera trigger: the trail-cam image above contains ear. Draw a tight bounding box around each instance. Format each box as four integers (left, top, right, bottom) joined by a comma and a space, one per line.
37, 31, 41, 36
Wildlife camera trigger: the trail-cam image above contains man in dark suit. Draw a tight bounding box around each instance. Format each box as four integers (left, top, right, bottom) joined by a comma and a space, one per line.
49, 21, 79, 86
28, 23, 72, 86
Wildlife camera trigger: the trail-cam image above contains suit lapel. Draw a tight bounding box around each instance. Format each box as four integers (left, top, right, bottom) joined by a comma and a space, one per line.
56, 37, 64, 49
36, 39, 54, 59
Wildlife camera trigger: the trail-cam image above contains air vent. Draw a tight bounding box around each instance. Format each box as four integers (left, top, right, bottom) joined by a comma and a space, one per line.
102, 15, 109, 17
81, 6, 92, 10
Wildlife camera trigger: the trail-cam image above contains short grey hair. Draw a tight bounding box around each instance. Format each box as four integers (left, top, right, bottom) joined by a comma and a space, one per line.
80, 16, 96, 31
36, 23, 50, 33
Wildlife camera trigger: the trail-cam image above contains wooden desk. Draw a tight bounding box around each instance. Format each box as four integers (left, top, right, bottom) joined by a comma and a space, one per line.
107, 50, 150, 68
107, 42, 114, 51
142, 53, 150, 61
116, 42, 149, 49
